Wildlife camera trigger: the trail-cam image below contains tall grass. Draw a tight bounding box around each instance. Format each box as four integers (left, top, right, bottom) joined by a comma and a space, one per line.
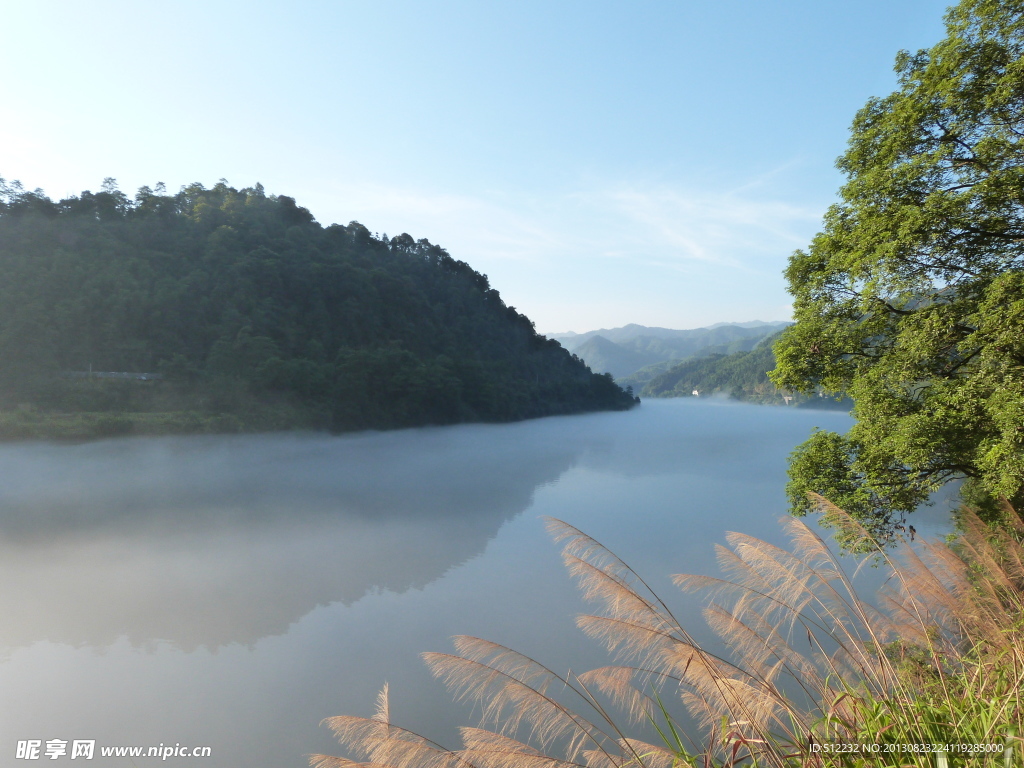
311, 496, 1024, 767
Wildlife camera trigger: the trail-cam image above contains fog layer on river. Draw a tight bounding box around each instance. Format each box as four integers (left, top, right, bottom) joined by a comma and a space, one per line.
0, 399, 953, 766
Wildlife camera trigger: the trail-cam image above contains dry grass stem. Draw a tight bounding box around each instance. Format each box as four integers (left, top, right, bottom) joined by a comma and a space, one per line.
313, 501, 1024, 768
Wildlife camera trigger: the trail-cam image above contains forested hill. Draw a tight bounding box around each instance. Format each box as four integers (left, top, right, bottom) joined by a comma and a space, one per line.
0, 180, 637, 437
635, 336, 782, 402
632, 332, 849, 409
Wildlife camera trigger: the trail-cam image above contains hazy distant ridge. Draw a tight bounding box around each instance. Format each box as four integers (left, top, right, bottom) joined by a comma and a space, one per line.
551, 322, 791, 380
551, 320, 787, 348
618, 330, 850, 410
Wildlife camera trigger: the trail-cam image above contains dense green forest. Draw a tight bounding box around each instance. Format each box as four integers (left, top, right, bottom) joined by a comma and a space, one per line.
0, 178, 637, 438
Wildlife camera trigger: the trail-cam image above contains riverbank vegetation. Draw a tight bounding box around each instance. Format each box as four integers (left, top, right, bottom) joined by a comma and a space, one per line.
0, 179, 636, 439
312, 500, 1024, 768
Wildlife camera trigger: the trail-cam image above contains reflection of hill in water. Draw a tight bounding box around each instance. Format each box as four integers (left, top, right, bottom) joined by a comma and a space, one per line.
0, 425, 583, 651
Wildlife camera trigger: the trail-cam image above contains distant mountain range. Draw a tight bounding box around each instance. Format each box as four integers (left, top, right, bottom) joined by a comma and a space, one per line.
549, 322, 791, 380
618, 329, 850, 410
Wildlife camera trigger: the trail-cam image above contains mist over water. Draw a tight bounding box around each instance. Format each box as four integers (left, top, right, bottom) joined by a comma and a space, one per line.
0, 400, 955, 767
0, 428, 580, 650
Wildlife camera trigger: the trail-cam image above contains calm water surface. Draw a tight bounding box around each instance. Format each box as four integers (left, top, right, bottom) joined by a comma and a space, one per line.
0, 399, 954, 766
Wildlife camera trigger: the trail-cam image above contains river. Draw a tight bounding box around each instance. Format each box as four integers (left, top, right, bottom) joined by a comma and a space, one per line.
0, 399, 955, 766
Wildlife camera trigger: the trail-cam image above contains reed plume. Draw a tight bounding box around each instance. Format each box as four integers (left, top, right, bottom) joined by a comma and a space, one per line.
312, 498, 1024, 767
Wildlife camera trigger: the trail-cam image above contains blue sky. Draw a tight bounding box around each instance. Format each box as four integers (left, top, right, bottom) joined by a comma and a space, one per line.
2, 0, 950, 332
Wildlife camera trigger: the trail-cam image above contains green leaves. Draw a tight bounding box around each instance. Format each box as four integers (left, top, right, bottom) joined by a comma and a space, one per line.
773, 0, 1024, 534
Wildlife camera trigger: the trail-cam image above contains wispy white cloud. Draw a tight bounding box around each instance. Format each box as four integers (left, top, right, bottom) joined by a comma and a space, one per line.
306, 173, 825, 331
312, 176, 823, 271
312, 183, 570, 264
584, 183, 822, 270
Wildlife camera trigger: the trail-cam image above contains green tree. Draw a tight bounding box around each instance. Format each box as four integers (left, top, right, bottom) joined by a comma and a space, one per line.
771, 0, 1024, 537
